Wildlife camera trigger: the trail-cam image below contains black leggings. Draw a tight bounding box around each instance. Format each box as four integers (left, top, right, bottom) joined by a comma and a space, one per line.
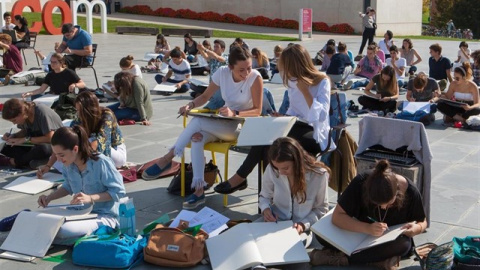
1, 144, 53, 168
358, 95, 397, 113
437, 101, 480, 119
236, 121, 320, 178
358, 28, 375, 55
64, 54, 87, 70
316, 234, 413, 264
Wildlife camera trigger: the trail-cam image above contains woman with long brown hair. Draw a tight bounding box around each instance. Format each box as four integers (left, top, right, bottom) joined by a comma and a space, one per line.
358, 65, 399, 113
311, 159, 427, 268
107, 71, 153, 125
251, 47, 270, 79
259, 137, 329, 245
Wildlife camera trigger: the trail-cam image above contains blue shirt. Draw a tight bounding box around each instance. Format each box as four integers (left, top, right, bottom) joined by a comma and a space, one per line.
63, 25, 93, 64
327, 53, 353, 75
61, 154, 125, 217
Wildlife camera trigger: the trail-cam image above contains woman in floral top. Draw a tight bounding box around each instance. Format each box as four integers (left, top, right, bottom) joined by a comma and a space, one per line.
37, 92, 126, 178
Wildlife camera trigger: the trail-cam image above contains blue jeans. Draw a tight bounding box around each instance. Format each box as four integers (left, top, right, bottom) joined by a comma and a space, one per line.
154, 74, 190, 93
204, 90, 225, 110
187, 55, 195, 63
107, 102, 141, 121
351, 79, 369, 89
278, 90, 289, 115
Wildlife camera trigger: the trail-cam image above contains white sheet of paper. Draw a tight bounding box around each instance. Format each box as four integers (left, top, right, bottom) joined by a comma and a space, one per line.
38, 204, 96, 221
11, 69, 44, 79
403, 102, 431, 114
143, 52, 160, 62
41, 52, 55, 66
189, 206, 229, 234
3, 172, 64, 195
0, 211, 65, 258
169, 210, 196, 228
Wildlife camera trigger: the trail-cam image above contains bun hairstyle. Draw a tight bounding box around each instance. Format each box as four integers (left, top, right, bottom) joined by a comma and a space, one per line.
228, 45, 251, 66
119, 55, 134, 68
363, 160, 404, 208
51, 126, 99, 163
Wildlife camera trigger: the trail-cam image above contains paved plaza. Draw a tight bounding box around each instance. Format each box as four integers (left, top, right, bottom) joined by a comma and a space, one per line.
0, 13, 478, 270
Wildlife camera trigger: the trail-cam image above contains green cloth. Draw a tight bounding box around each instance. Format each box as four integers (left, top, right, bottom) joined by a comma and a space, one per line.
124, 77, 153, 120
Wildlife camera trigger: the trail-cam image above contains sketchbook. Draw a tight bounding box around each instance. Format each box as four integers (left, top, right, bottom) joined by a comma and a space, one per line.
207, 220, 309, 270
142, 52, 161, 62
169, 207, 229, 236
38, 203, 97, 221
438, 98, 467, 108
151, 83, 177, 93
311, 209, 406, 256
188, 78, 209, 87
187, 112, 243, 121
0, 211, 65, 258
33, 94, 59, 107
236, 116, 296, 146
2, 172, 64, 194
361, 94, 381, 100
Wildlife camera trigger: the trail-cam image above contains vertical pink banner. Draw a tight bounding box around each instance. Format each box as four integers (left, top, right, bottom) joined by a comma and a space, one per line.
302, 8, 312, 32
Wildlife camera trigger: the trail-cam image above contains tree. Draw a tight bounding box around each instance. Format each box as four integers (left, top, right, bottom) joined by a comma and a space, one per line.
430, 0, 457, 28
423, 0, 429, 14
451, 0, 480, 39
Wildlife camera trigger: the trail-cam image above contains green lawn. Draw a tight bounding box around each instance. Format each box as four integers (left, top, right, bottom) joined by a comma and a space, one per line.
22, 12, 297, 41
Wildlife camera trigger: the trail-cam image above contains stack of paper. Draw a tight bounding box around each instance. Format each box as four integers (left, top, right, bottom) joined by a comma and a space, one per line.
170, 207, 229, 237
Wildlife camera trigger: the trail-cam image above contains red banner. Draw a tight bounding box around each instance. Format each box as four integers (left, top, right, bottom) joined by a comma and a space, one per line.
302, 8, 312, 32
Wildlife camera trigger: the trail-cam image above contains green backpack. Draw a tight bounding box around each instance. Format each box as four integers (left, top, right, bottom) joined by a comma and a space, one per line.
52, 93, 77, 120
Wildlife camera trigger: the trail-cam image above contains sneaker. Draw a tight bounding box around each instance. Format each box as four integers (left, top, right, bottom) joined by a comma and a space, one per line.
0, 155, 11, 167
310, 248, 349, 266
0, 209, 30, 231
343, 80, 354, 90
182, 193, 206, 210
354, 54, 363, 61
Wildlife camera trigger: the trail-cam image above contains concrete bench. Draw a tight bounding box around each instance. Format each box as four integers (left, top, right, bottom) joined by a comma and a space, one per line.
161, 28, 213, 38
116, 26, 159, 36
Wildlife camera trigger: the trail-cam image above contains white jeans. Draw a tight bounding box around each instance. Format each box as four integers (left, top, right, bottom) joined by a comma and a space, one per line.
172, 117, 241, 190
53, 215, 118, 246
111, 143, 127, 168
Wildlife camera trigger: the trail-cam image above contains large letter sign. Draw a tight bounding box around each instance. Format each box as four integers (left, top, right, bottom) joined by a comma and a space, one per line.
4, 0, 107, 35
71, 0, 107, 34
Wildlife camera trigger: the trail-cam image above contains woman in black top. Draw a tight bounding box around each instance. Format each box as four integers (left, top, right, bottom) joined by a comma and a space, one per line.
13, 15, 29, 49
358, 65, 399, 113
311, 159, 427, 268
183, 33, 198, 63
22, 53, 86, 99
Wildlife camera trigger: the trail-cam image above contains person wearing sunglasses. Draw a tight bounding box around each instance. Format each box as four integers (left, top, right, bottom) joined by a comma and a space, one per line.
437, 63, 480, 125
310, 159, 427, 269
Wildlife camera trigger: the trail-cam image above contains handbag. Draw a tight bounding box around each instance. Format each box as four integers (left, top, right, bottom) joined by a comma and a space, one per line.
72, 225, 147, 268
143, 222, 208, 267
414, 241, 454, 270
167, 160, 220, 196
119, 166, 137, 182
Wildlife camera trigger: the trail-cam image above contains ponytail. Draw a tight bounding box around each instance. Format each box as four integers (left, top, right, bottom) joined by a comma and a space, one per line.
51, 126, 98, 163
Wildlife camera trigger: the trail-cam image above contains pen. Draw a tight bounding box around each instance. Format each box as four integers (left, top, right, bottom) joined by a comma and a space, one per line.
367, 216, 378, 223
7, 127, 12, 138
269, 203, 277, 223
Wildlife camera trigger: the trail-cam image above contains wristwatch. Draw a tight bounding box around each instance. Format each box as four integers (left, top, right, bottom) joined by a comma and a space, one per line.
25, 136, 31, 144
235, 110, 240, 116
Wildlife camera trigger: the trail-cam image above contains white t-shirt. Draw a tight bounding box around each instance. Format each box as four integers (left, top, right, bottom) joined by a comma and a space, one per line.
457, 48, 471, 63
386, 57, 407, 80
168, 59, 191, 81
211, 66, 261, 111
127, 64, 142, 78
378, 39, 393, 55
1, 23, 15, 32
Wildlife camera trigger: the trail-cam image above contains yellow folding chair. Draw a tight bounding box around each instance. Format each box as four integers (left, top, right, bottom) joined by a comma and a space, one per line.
180, 109, 240, 206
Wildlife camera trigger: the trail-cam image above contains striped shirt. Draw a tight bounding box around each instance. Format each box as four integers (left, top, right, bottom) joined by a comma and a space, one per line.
168, 59, 191, 81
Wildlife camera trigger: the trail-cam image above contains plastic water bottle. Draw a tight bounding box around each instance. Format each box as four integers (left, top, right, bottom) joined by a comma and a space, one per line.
118, 197, 136, 235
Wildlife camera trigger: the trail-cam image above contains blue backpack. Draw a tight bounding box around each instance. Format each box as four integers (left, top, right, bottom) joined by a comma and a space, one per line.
72, 225, 147, 268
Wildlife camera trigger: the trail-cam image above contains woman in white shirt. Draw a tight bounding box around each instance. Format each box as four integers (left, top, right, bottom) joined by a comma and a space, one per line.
455, 41, 471, 64
142, 46, 263, 209
259, 137, 329, 247
119, 55, 142, 78
215, 44, 332, 195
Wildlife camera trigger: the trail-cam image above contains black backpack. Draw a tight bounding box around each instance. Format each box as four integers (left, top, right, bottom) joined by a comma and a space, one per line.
52, 93, 77, 120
